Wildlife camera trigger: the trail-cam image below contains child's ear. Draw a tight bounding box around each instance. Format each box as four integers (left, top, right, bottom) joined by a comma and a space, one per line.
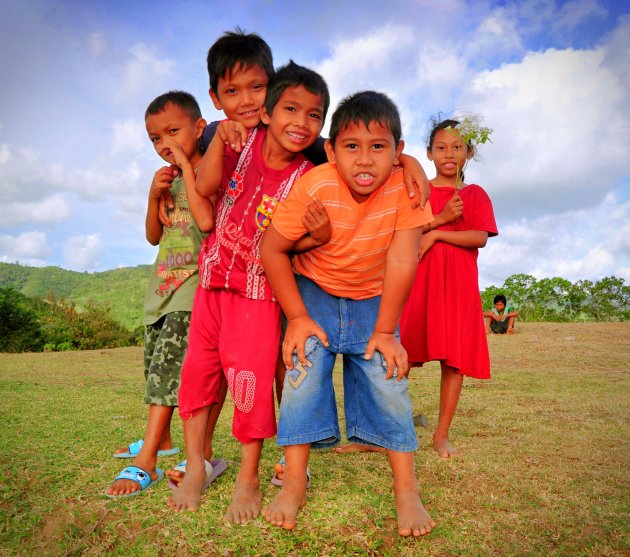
393, 139, 405, 166
195, 118, 207, 139
426, 148, 434, 162
209, 89, 222, 111
324, 140, 336, 164
260, 105, 271, 126
466, 146, 474, 161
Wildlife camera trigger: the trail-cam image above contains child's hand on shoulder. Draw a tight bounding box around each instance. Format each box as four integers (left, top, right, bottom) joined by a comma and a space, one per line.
364, 333, 409, 381
302, 199, 331, 246
216, 119, 249, 153
283, 315, 329, 370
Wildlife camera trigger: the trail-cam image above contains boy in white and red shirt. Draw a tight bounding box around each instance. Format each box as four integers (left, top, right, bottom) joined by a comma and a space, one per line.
168, 62, 329, 522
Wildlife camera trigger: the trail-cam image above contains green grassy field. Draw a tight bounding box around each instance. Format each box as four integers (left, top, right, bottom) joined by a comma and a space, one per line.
0, 323, 628, 556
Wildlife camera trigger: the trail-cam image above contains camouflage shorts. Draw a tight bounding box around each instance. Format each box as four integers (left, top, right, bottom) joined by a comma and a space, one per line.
143, 311, 191, 406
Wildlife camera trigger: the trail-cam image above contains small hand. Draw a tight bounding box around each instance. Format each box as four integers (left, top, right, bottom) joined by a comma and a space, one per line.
282, 315, 329, 370
302, 199, 331, 246
364, 332, 409, 381
439, 192, 463, 223
161, 139, 189, 169
402, 157, 430, 209
216, 120, 249, 153
418, 231, 436, 261
149, 166, 178, 201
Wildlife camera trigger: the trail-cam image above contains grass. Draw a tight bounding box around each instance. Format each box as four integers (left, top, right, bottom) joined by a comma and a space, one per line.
0, 323, 628, 556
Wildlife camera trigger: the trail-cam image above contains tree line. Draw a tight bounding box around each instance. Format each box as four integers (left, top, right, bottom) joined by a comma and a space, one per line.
1, 274, 628, 353
0, 287, 140, 353
481, 274, 629, 322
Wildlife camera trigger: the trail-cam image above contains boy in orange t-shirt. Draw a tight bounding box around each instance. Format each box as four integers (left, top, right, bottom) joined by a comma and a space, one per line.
260, 91, 435, 537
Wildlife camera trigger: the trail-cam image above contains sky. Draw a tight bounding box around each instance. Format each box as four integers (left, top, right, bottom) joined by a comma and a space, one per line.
0, 0, 629, 289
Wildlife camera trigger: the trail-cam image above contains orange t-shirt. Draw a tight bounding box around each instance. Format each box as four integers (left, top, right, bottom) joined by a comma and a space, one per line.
271, 163, 433, 299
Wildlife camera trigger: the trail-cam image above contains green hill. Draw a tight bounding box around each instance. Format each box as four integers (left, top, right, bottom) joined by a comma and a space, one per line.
0, 262, 150, 330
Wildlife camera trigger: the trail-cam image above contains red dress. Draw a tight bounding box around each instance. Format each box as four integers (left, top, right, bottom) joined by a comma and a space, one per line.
400, 184, 497, 378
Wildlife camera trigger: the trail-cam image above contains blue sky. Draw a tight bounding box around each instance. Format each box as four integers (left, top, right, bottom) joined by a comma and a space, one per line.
1, 0, 628, 288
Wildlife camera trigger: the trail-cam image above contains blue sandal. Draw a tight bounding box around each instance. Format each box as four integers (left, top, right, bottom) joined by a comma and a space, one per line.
105, 465, 164, 498
113, 439, 180, 459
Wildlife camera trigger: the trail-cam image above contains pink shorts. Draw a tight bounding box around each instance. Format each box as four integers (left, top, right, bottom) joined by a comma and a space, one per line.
178, 286, 280, 444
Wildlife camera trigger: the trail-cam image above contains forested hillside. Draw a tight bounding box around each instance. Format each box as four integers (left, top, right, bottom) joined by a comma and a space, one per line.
0, 262, 149, 330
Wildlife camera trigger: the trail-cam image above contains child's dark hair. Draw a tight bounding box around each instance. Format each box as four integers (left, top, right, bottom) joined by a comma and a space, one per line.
328, 91, 401, 146
493, 294, 507, 305
264, 60, 330, 122
145, 91, 202, 121
207, 27, 273, 92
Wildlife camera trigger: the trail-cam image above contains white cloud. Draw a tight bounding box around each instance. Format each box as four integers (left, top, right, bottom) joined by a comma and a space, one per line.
479, 190, 630, 287
88, 31, 107, 58
462, 41, 630, 216
3, 195, 70, 228
471, 8, 524, 56
63, 234, 102, 271
554, 0, 608, 31
0, 231, 50, 263
111, 118, 147, 155
117, 43, 175, 102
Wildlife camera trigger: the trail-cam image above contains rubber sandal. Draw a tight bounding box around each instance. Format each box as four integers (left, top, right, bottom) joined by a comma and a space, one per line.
167, 458, 228, 491
113, 439, 180, 459
105, 465, 164, 498
270, 456, 311, 489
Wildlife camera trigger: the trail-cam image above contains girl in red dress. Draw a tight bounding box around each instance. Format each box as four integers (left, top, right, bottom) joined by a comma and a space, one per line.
400, 118, 497, 458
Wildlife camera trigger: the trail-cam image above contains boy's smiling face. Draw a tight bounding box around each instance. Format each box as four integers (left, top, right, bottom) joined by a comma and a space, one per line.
325, 121, 404, 203
145, 102, 204, 166
210, 63, 268, 129
261, 85, 324, 155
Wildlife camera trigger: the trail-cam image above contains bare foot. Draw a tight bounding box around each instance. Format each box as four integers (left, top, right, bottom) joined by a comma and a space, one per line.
224, 476, 262, 524
507, 328, 514, 335
167, 459, 206, 512
263, 486, 307, 530
166, 447, 215, 486
333, 443, 385, 454
106, 462, 159, 496
395, 490, 435, 537
433, 435, 461, 458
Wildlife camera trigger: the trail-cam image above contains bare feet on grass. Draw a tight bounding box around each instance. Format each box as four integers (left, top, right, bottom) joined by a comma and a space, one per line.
433, 434, 461, 458
333, 443, 385, 454
395, 489, 435, 537
167, 459, 206, 511
224, 476, 262, 524
263, 487, 307, 530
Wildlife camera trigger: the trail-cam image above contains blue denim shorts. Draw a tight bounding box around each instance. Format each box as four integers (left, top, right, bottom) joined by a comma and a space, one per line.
276, 276, 417, 452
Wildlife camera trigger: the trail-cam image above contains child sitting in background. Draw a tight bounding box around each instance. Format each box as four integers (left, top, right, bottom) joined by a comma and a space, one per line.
484, 294, 519, 334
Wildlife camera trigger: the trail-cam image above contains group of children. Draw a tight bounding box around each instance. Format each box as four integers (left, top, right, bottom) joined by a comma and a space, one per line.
105, 28, 498, 539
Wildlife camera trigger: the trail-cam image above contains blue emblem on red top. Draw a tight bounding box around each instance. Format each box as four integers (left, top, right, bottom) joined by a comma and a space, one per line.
227, 172, 244, 200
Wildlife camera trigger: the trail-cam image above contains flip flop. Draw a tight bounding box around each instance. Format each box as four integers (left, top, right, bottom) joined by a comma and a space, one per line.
105, 465, 164, 498
167, 458, 228, 491
270, 456, 311, 489
113, 439, 180, 459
